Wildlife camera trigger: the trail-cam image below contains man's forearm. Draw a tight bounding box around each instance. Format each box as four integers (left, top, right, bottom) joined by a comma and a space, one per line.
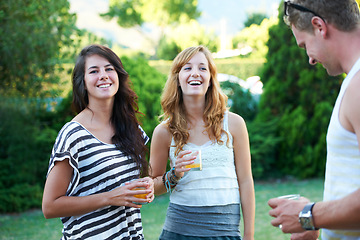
313, 189, 360, 229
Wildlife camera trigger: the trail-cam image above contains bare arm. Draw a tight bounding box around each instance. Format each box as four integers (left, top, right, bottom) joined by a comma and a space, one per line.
149, 123, 196, 195
312, 189, 360, 229
42, 159, 153, 219
229, 112, 255, 240
149, 123, 172, 195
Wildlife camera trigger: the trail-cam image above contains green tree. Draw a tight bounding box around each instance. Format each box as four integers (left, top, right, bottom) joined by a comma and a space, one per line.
156, 36, 182, 60
257, 2, 343, 178
102, 0, 201, 28
120, 56, 166, 137
233, 17, 277, 59
220, 81, 258, 122
0, 0, 78, 98
0, 100, 58, 212
244, 12, 268, 28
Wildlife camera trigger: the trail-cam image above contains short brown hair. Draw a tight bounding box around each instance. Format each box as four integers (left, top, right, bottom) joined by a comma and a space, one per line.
284, 0, 360, 32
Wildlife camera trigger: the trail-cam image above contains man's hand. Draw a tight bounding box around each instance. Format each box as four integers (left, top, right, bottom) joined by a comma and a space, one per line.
268, 197, 310, 233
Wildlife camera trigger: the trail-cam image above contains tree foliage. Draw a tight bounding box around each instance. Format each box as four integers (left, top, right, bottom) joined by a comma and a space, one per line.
233, 17, 277, 58
102, 0, 201, 28
257, 2, 343, 178
156, 36, 182, 60
220, 81, 258, 122
244, 12, 268, 28
0, 100, 57, 212
120, 56, 166, 137
0, 0, 78, 98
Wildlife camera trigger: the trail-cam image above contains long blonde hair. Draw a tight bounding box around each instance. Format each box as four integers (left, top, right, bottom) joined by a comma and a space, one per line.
160, 46, 229, 155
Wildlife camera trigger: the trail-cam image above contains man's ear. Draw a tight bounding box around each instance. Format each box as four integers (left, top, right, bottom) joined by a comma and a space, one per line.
311, 16, 328, 38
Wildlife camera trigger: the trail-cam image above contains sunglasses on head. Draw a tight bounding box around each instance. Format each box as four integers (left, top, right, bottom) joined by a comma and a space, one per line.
284, 1, 325, 22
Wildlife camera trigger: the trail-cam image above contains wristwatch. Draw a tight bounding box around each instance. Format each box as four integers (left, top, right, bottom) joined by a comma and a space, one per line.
299, 202, 319, 230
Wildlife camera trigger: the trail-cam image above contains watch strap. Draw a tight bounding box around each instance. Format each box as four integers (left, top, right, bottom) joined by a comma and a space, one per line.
304, 202, 316, 213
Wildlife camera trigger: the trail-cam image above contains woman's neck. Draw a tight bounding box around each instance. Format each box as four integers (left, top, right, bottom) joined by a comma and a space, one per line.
183, 97, 205, 125
88, 99, 113, 120
74, 100, 113, 128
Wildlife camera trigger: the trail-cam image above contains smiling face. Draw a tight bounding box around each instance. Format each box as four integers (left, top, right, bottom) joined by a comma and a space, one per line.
84, 54, 119, 103
178, 52, 211, 99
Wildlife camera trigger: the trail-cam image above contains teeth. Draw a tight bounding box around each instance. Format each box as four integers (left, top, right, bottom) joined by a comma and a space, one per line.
98, 84, 111, 88
189, 81, 201, 85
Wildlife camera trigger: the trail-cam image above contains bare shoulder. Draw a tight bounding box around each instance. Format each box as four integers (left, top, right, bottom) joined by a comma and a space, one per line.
228, 112, 246, 127
227, 112, 247, 135
345, 70, 360, 132
152, 122, 172, 144
344, 71, 360, 115
347, 70, 360, 99
149, 122, 172, 172
71, 110, 88, 125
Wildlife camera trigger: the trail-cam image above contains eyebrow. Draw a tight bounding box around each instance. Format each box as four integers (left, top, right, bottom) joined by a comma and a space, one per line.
184, 62, 207, 65
87, 63, 112, 70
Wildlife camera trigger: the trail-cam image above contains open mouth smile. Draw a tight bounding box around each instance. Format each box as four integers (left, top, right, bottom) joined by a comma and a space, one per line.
188, 80, 202, 86
97, 83, 112, 88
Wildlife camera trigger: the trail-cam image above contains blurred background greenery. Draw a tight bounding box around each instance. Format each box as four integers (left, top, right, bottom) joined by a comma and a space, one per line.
0, 0, 359, 219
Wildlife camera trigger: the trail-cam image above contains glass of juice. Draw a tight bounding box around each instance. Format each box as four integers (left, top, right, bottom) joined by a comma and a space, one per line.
185, 150, 202, 171
132, 187, 148, 205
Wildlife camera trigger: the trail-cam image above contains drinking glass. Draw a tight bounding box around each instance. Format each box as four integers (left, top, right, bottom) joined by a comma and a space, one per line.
132, 187, 148, 205
277, 194, 300, 200
185, 149, 202, 171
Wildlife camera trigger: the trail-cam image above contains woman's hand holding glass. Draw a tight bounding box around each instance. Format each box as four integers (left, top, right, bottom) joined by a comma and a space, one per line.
107, 177, 154, 208
130, 177, 155, 206
174, 150, 198, 178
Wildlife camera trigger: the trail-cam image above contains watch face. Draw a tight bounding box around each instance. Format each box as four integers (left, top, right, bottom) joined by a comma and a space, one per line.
301, 217, 310, 227
299, 202, 316, 230
300, 217, 313, 230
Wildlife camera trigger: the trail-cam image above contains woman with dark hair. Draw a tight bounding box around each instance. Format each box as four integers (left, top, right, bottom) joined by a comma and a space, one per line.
42, 44, 154, 239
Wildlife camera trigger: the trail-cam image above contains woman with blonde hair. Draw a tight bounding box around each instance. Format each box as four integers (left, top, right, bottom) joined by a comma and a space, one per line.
150, 45, 255, 240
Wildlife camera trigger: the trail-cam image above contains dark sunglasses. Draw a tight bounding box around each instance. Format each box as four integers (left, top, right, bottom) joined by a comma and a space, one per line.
284, 1, 325, 22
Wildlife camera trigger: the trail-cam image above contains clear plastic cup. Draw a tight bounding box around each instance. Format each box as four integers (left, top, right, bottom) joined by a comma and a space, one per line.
132, 187, 148, 205
277, 194, 300, 200
185, 150, 202, 171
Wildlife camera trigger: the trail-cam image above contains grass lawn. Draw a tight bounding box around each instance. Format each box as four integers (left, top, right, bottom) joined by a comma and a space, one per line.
0, 178, 324, 240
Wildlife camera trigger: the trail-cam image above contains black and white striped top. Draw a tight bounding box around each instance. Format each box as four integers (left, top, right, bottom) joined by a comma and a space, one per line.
47, 121, 149, 240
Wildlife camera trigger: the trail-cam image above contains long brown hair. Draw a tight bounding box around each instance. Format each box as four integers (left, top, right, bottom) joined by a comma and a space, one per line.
160, 46, 229, 155
71, 44, 149, 177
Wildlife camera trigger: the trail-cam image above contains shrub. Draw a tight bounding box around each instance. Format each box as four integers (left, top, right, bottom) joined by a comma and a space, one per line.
0, 100, 55, 213
257, 4, 343, 179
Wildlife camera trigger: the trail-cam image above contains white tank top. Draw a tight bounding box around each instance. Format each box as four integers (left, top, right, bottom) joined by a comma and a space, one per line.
168, 111, 240, 206
322, 57, 360, 240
